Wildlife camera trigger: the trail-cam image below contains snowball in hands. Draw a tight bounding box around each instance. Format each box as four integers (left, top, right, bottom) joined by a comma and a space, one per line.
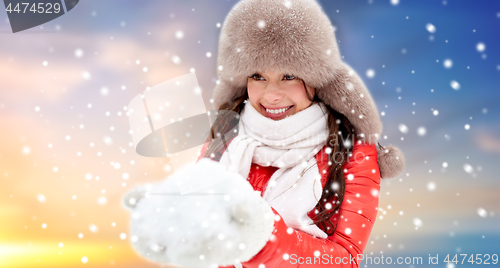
123, 158, 275, 267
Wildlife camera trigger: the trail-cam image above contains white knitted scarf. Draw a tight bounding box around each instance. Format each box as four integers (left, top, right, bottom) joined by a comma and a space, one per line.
219, 101, 329, 238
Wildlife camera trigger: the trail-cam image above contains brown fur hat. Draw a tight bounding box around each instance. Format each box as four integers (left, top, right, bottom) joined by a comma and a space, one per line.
212, 0, 405, 179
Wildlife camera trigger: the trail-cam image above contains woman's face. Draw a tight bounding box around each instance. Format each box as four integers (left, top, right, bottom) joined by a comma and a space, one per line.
247, 70, 315, 120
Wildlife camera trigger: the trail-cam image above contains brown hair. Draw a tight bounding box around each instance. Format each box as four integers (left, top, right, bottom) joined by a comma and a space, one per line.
202, 80, 357, 236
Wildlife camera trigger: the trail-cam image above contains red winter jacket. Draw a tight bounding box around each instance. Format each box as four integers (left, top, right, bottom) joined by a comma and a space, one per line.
196, 140, 381, 268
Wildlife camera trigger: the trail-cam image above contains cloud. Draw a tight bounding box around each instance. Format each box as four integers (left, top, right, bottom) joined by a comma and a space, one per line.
474, 130, 500, 153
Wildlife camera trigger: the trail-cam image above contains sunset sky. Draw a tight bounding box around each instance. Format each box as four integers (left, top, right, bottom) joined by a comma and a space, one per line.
1, 0, 499, 267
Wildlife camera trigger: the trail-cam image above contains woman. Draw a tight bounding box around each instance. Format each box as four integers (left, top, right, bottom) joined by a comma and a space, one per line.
197, 0, 405, 267
124, 0, 405, 267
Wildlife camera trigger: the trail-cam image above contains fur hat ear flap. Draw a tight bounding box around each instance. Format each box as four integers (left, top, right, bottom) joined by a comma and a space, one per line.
317, 62, 383, 140
377, 143, 405, 179
316, 62, 405, 179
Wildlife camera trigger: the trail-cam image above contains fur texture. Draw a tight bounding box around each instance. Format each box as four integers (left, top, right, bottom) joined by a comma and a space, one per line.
212, 0, 405, 179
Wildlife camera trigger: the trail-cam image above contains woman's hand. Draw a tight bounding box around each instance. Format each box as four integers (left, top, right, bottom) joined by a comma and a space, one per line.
123, 158, 275, 267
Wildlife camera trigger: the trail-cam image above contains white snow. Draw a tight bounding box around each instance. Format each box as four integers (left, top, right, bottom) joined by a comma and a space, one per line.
89, 224, 98, 233
366, 69, 375, 78
443, 59, 453, 68
450, 80, 460, 90
75, 49, 84, 58
476, 42, 486, 52
398, 124, 408, 134
390, 0, 399, 6
37, 194, 46, 203
22, 146, 31, 155
175, 31, 184, 39
417, 126, 426, 136
257, 20, 266, 29
413, 218, 422, 227
477, 208, 487, 218
100, 87, 109, 96
82, 71, 91, 80
427, 182, 436, 191
125, 158, 275, 267
97, 196, 107, 205
172, 55, 181, 64
426, 23, 436, 33
120, 233, 127, 240
463, 164, 473, 174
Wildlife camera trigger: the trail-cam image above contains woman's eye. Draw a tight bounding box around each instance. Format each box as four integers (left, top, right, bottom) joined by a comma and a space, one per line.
250, 74, 264, 81
283, 75, 296, 80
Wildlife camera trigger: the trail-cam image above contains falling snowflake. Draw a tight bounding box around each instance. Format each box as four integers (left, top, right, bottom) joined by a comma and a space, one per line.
172, 55, 181, 64
398, 124, 408, 134
477, 208, 487, 218
22, 146, 31, 155
75, 49, 84, 58
89, 224, 98, 233
413, 218, 423, 227
425, 23, 436, 33
120, 233, 127, 240
417, 126, 426, 136
366, 69, 375, 78
97, 196, 107, 205
443, 59, 453, 68
103, 136, 113, 145
476, 42, 486, 52
257, 20, 266, 29
390, 0, 400, 6
463, 164, 473, 174
450, 80, 460, 90
114, 162, 121, 169
175, 30, 184, 39
37, 194, 46, 203
82, 71, 91, 80
427, 182, 436, 191
100, 87, 109, 96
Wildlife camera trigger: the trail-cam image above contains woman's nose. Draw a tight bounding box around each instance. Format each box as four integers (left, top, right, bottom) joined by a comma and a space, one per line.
264, 83, 284, 103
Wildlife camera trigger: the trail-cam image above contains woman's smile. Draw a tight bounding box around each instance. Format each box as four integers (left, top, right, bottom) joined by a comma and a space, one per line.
260, 104, 294, 120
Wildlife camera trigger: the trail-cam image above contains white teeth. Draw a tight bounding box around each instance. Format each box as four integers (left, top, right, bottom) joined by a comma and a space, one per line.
266, 106, 291, 114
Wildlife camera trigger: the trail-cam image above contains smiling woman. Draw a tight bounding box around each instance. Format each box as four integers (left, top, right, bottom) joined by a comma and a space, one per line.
124, 0, 405, 267
247, 71, 317, 120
